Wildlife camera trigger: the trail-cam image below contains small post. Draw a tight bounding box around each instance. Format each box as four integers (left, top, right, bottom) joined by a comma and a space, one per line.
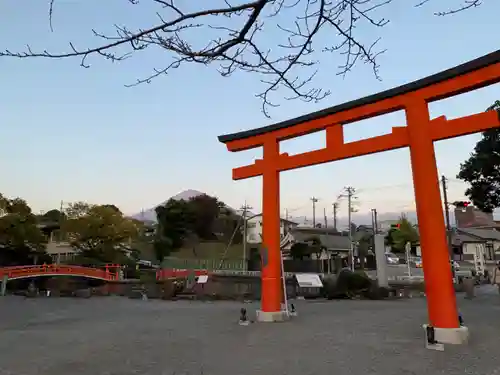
239, 308, 250, 325
1, 275, 7, 296
374, 234, 388, 288
280, 249, 289, 316
425, 325, 444, 351
463, 277, 475, 299
405, 242, 412, 277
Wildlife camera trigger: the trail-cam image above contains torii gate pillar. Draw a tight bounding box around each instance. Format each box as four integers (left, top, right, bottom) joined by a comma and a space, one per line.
256, 139, 287, 321
407, 100, 467, 343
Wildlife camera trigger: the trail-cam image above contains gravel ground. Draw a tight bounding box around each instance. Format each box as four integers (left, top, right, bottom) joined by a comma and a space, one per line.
1, 286, 499, 375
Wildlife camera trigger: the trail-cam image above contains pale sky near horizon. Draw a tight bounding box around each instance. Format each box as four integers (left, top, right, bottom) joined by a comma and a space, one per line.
0, 1, 499, 226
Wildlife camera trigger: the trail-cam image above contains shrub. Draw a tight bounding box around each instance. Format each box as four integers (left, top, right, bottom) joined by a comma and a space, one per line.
336, 269, 372, 296
323, 269, 378, 299
363, 281, 390, 300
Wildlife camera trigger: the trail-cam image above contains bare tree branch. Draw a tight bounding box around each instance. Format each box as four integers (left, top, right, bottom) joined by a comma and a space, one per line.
434, 0, 482, 15
0, 0, 486, 117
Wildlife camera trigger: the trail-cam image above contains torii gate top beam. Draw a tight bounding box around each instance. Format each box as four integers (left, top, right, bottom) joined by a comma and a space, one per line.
218, 50, 500, 150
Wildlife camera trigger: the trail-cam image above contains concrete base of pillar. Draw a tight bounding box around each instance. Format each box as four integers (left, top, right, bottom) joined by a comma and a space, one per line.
423, 324, 469, 345
256, 310, 289, 322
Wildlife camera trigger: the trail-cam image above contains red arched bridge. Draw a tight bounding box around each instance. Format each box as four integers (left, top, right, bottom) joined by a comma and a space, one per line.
0, 264, 121, 281
0, 265, 211, 282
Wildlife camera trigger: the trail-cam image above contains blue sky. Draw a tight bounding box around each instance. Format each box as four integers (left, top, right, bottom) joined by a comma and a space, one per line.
0, 0, 498, 226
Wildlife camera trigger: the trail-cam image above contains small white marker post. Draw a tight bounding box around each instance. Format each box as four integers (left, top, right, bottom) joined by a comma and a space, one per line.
280, 251, 289, 317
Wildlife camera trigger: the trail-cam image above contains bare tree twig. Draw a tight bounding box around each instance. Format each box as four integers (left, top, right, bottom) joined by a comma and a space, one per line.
434, 0, 482, 15
0, 0, 486, 116
48, 0, 55, 32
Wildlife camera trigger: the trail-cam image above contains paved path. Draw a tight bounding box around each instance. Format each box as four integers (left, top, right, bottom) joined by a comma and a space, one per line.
0, 290, 499, 375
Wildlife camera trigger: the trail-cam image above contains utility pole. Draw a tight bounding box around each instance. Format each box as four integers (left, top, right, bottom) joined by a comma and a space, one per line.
340, 187, 356, 270
371, 208, 378, 234
332, 202, 338, 231
284, 208, 289, 235
441, 175, 452, 252
240, 202, 253, 270
371, 208, 376, 258
311, 197, 319, 227
58, 200, 64, 243
324, 207, 330, 274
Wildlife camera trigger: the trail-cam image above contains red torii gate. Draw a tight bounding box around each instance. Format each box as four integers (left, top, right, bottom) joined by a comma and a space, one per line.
218, 50, 500, 342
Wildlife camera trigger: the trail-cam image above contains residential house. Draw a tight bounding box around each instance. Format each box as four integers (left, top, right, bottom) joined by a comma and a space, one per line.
46, 241, 78, 264
452, 228, 500, 261
280, 227, 351, 259
245, 214, 299, 244
454, 205, 500, 229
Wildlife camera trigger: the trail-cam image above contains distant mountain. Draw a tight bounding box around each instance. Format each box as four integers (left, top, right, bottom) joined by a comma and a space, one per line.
130, 189, 241, 223
130, 189, 206, 222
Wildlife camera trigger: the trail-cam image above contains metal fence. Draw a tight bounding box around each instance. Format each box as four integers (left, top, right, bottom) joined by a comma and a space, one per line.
162, 257, 246, 271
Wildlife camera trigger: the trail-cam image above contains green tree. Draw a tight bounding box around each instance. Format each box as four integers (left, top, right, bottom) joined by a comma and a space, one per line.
308, 236, 324, 259
457, 101, 500, 212
101, 204, 122, 214
289, 236, 323, 260
0, 194, 49, 266
356, 232, 372, 269
188, 194, 224, 240
154, 199, 195, 264
289, 242, 310, 261
152, 195, 241, 264
385, 228, 396, 248
0, 1, 484, 116
65, 201, 93, 219
62, 203, 142, 265
389, 215, 419, 253
40, 209, 66, 223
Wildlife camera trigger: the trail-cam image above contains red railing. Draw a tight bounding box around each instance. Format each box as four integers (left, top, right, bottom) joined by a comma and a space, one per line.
156, 269, 209, 280
0, 264, 120, 281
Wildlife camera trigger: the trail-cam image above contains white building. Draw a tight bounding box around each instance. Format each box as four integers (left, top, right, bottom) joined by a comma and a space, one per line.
245, 214, 298, 244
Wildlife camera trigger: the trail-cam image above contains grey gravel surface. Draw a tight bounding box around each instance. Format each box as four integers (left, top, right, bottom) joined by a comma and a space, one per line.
1, 287, 499, 375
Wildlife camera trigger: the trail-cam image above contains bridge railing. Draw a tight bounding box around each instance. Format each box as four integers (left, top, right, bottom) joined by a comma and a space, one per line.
0, 264, 119, 281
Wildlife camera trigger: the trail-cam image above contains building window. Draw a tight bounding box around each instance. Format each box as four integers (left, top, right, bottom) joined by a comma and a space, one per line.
485, 243, 494, 260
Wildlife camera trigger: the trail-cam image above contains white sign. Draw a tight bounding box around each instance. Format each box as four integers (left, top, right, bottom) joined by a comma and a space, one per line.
295, 273, 323, 288
196, 275, 209, 284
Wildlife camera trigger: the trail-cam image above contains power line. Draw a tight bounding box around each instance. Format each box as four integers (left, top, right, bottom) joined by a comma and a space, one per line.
286, 202, 310, 213
356, 183, 413, 193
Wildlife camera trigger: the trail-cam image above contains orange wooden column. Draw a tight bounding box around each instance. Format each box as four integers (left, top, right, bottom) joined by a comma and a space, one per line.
406, 99, 459, 329
261, 139, 282, 313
